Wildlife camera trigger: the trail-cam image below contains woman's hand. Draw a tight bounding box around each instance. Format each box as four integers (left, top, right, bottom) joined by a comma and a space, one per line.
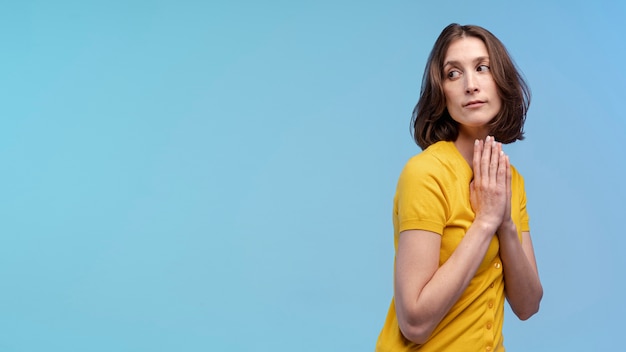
497, 151, 516, 235
470, 136, 508, 231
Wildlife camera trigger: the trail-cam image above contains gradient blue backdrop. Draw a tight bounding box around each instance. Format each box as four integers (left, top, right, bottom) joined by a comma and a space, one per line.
2, 1, 624, 351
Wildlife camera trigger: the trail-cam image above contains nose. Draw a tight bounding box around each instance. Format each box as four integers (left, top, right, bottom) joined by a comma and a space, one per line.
465, 72, 479, 94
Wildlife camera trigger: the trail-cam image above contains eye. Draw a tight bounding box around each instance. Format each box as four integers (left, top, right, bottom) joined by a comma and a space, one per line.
447, 70, 461, 79
477, 64, 490, 72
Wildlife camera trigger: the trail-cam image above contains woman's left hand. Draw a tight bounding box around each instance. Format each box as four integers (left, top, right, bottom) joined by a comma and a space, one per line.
497, 153, 515, 236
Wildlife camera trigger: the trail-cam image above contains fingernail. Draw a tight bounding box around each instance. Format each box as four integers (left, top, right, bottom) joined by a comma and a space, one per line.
475, 139, 479, 146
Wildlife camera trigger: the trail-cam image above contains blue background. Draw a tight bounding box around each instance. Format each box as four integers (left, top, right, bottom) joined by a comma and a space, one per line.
2, 0, 624, 351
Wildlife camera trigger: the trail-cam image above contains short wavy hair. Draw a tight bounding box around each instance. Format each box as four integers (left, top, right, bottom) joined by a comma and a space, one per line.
411, 23, 530, 150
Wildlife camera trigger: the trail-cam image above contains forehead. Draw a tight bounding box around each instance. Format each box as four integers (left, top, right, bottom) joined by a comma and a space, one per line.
443, 36, 489, 63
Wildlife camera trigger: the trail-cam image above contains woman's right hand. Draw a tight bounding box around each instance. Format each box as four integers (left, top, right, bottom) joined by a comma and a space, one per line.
469, 136, 508, 232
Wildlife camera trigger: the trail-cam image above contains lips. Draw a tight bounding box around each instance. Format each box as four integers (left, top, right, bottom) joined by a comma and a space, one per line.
463, 100, 485, 108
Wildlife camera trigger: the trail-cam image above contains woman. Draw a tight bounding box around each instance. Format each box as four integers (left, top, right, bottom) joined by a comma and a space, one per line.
376, 24, 543, 351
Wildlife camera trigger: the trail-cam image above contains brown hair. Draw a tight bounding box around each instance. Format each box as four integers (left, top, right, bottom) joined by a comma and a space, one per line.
411, 23, 530, 150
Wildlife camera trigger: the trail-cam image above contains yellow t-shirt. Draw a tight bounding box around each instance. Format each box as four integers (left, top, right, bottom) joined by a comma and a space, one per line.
376, 141, 530, 352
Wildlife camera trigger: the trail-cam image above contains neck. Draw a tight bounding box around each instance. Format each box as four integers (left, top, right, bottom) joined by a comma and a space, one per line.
454, 137, 475, 167
454, 129, 489, 167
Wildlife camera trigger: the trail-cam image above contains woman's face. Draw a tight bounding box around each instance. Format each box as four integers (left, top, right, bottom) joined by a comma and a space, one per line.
442, 36, 502, 138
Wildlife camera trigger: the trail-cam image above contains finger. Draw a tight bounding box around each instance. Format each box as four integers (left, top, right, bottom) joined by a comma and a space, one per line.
506, 155, 512, 198
504, 155, 512, 219
497, 147, 506, 188
481, 136, 492, 186
473, 139, 482, 182
469, 180, 477, 209
489, 139, 500, 183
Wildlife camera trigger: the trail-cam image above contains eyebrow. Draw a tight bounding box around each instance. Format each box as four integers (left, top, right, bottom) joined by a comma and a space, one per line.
443, 56, 490, 67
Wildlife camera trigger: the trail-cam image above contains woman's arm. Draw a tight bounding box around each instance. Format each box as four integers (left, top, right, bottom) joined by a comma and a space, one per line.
499, 229, 542, 319
394, 138, 507, 344
497, 157, 543, 319
395, 224, 495, 344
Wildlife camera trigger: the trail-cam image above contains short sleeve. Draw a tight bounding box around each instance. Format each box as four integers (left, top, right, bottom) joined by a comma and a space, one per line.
396, 156, 448, 235
516, 169, 531, 233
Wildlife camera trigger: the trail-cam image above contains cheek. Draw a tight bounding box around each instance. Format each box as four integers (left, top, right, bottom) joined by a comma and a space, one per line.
490, 91, 503, 110
442, 87, 457, 107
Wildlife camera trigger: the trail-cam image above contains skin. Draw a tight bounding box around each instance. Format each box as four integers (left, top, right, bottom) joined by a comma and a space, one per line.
394, 37, 543, 344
